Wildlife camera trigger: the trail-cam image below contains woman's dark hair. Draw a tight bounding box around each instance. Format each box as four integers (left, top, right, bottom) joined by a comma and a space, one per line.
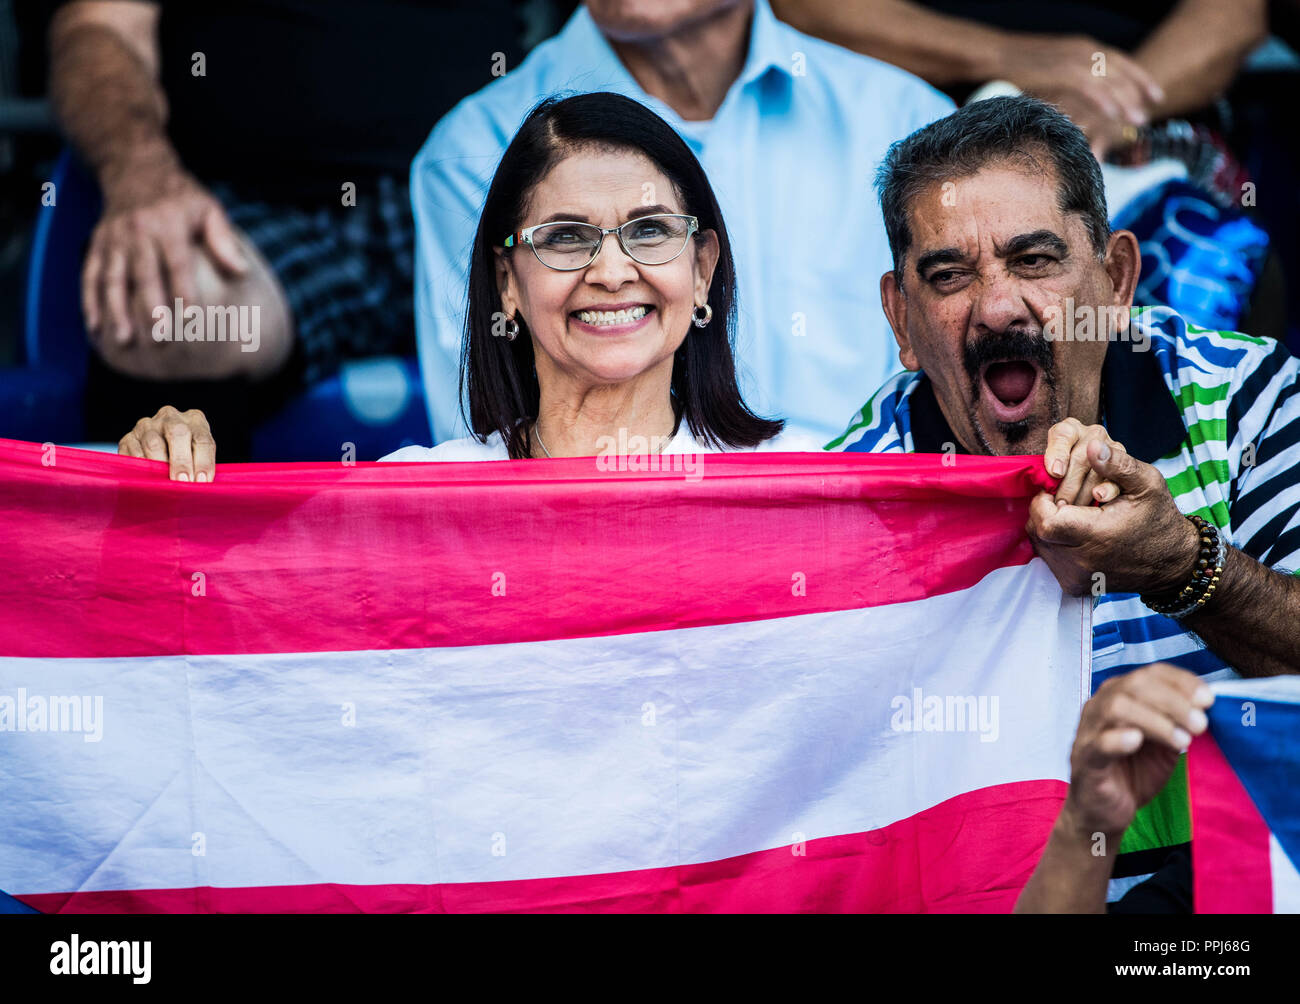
462, 91, 783, 459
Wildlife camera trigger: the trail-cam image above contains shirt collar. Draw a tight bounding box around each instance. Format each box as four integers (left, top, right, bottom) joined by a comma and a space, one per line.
1097, 324, 1186, 462
736, 0, 794, 90
909, 330, 1185, 462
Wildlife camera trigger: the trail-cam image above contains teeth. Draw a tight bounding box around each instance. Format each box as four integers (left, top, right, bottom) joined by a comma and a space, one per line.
577, 306, 648, 325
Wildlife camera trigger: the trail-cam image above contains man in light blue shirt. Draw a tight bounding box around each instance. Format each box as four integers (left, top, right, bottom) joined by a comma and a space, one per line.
411, 0, 953, 444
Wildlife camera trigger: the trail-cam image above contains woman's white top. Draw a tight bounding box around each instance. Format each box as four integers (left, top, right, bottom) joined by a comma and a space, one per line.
380, 426, 823, 462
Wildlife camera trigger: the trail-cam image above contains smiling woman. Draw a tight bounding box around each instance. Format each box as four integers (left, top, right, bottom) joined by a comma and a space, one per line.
120, 92, 816, 477
443, 90, 797, 461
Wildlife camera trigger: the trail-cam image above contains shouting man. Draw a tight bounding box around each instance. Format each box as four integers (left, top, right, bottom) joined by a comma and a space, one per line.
830, 95, 1300, 905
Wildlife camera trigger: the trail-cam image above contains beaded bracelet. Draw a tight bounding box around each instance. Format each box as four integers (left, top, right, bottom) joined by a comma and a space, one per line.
1141, 514, 1225, 619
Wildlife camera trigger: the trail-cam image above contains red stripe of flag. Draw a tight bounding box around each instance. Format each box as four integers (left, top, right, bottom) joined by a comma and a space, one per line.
0, 440, 1054, 658
1187, 732, 1273, 913
15, 779, 1063, 914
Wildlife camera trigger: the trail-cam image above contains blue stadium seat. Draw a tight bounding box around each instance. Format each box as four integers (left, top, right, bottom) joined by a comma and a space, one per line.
251, 354, 432, 461
8, 148, 431, 459
0, 148, 97, 443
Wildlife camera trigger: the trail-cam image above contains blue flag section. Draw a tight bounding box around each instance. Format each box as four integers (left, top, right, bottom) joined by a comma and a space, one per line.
1210, 678, 1300, 872
0, 889, 39, 913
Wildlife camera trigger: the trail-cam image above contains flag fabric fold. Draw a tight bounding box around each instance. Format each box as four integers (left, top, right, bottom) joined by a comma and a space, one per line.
0, 439, 1088, 913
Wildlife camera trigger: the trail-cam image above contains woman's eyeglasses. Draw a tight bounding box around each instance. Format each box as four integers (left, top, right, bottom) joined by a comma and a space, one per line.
503, 214, 699, 271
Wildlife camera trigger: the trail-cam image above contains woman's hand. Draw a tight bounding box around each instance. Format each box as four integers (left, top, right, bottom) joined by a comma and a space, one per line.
117, 405, 217, 482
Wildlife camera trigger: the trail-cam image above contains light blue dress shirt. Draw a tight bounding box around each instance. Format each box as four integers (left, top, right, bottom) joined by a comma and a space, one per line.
410, 0, 954, 444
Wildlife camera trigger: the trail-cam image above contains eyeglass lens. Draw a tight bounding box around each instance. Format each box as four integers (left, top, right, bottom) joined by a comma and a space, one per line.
531, 216, 691, 267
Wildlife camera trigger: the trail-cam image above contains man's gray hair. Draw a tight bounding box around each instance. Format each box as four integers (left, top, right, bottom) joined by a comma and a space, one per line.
876, 95, 1111, 278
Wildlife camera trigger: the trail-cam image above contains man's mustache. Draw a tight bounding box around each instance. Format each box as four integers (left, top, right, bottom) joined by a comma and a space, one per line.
962, 326, 1056, 379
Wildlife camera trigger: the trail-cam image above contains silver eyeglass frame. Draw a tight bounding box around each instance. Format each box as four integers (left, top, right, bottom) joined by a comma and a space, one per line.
502, 214, 700, 271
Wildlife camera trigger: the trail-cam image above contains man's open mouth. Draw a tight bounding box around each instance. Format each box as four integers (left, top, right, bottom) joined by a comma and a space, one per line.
979, 360, 1042, 424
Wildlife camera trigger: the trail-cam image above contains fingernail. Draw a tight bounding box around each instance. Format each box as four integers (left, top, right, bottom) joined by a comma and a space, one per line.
1172, 727, 1191, 751
1121, 728, 1143, 750
1187, 708, 1208, 733
197, 471, 208, 483
1098, 443, 1111, 462
178, 471, 190, 482
1056, 498, 1068, 508
1193, 685, 1214, 707
1050, 459, 1066, 478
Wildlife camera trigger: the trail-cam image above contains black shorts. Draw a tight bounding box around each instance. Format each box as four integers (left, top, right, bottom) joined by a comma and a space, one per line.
210, 172, 417, 387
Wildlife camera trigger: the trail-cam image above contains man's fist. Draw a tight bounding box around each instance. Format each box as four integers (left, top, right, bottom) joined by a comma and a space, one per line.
1029, 438, 1200, 596
1042, 417, 1124, 506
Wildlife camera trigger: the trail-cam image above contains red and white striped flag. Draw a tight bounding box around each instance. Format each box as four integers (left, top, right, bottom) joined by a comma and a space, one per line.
0, 439, 1088, 912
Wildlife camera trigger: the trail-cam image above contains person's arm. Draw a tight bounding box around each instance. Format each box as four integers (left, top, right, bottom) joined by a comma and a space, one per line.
1133, 0, 1268, 120
1016, 663, 1211, 913
48, 1, 168, 184
1032, 331, 1300, 679
1014, 805, 1117, 913
1028, 440, 1300, 678
1024, 410, 1300, 676
48, 1, 247, 345
1180, 548, 1300, 678
771, 0, 1007, 86
772, 0, 1164, 157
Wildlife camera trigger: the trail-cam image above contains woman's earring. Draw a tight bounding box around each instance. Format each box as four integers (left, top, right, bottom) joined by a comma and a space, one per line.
691, 303, 713, 328
505, 316, 520, 341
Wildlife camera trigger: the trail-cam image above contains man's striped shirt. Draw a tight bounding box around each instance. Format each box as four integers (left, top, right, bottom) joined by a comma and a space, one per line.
827, 305, 1300, 891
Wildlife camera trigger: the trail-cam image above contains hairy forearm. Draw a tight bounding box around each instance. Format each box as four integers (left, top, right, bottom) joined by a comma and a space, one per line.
1015, 809, 1115, 913
1184, 546, 1300, 677
1134, 0, 1267, 118
48, 17, 175, 190
771, 0, 1008, 85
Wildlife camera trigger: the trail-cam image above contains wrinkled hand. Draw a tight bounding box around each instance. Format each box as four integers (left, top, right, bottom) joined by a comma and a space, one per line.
1043, 417, 1125, 506
1054, 99, 1137, 162
1028, 438, 1199, 595
84, 161, 249, 346
118, 405, 216, 482
998, 35, 1164, 158
1061, 662, 1213, 840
